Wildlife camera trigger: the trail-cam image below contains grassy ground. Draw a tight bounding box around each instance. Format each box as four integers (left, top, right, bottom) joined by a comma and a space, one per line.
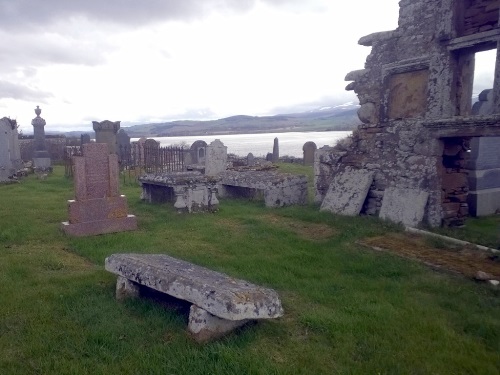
0, 166, 499, 374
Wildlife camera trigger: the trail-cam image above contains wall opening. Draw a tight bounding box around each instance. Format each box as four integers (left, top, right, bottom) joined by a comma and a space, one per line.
471, 49, 496, 115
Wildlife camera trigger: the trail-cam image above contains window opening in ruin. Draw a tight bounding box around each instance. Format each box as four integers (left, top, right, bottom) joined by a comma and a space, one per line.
471, 49, 496, 115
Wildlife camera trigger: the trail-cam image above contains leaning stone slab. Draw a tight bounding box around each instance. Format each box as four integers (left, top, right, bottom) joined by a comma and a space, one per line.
105, 253, 283, 342
379, 188, 429, 227
320, 168, 374, 216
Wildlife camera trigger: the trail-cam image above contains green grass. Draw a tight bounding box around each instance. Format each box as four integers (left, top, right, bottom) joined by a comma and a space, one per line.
1, 167, 499, 374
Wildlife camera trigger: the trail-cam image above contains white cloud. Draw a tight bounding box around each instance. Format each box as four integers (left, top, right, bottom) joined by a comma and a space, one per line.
0, 0, 401, 133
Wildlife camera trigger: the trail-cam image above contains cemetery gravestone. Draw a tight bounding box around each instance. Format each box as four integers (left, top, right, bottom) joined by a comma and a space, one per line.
190, 140, 208, 165
0, 117, 20, 182
320, 168, 374, 216
272, 137, 279, 163
205, 139, 227, 176
93, 120, 120, 154
31, 106, 51, 171
302, 142, 317, 166
117, 129, 131, 162
247, 152, 255, 166
61, 143, 137, 236
379, 188, 429, 227
467, 136, 500, 216
80, 133, 91, 146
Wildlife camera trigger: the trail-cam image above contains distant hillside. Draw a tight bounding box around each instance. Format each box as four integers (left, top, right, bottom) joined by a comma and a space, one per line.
121, 105, 360, 137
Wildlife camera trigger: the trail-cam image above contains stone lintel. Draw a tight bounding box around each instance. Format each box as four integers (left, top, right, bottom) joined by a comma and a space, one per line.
423, 115, 500, 137
446, 29, 500, 52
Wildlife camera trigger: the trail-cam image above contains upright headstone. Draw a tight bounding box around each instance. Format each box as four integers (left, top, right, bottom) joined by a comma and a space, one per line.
80, 133, 91, 146
466, 136, 500, 216
190, 140, 208, 164
247, 152, 255, 167
0, 117, 20, 182
144, 139, 160, 171
205, 139, 227, 176
31, 105, 51, 171
472, 89, 493, 116
116, 129, 131, 162
302, 141, 317, 166
272, 137, 279, 163
61, 143, 137, 236
92, 120, 120, 154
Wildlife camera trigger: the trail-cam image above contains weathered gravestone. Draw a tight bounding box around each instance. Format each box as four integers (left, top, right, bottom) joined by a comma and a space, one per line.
0, 117, 21, 182
302, 141, 317, 166
247, 152, 255, 166
190, 140, 208, 165
379, 188, 429, 227
205, 139, 227, 176
80, 133, 91, 146
61, 143, 137, 236
105, 253, 283, 342
116, 129, 131, 163
31, 106, 51, 171
466, 136, 500, 216
93, 120, 120, 154
272, 137, 279, 163
320, 168, 374, 216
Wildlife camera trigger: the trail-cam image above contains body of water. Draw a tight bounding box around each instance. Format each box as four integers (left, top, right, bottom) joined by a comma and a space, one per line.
132, 131, 351, 158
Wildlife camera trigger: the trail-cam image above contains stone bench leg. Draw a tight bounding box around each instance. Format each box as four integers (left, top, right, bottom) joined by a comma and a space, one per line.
115, 276, 140, 300
188, 305, 249, 343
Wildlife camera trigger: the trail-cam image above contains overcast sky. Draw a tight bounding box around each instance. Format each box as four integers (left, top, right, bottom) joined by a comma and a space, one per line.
0, 0, 495, 133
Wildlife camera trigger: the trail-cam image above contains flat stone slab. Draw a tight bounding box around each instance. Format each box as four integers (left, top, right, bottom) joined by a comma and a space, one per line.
379, 188, 429, 227
320, 168, 374, 216
105, 253, 283, 321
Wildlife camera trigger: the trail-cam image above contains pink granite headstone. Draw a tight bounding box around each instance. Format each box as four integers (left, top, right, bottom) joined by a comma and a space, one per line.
61, 143, 137, 236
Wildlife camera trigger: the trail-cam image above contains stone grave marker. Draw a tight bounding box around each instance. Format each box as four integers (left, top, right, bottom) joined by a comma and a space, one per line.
117, 129, 131, 162
272, 137, 279, 163
302, 141, 317, 165
190, 140, 208, 164
31, 106, 51, 170
247, 152, 255, 166
466, 136, 500, 216
80, 133, 91, 146
93, 120, 120, 154
379, 187, 429, 227
320, 168, 374, 216
205, 139, 227, 176
61, 143, 137, 236
0, 117, 21, 182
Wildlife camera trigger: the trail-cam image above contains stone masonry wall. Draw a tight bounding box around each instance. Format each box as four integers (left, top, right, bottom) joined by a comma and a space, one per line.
316, 0, 500, 227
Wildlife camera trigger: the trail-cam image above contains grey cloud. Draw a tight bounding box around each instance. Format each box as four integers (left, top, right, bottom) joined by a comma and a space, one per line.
0, 30, 111, 77
269, 93, 358, 115
0, 0, 319, 30
0, 80, 53, 101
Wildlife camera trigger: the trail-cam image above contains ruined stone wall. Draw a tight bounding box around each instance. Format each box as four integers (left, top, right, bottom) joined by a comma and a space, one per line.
315, 0, 489, 227
462, 0, 499, 36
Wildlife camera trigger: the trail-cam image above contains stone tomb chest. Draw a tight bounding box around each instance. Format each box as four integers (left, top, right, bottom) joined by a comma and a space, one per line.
105, 253, 283, 342
139, 171, 219, 213
218, 170, 308, 207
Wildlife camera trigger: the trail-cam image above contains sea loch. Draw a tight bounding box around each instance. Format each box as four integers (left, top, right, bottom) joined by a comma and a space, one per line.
133, 131, 351, 158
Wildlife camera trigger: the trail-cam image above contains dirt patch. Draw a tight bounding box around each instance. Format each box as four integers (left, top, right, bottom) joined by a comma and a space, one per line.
359, 233, 500, 279
264, 214, 336, 242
